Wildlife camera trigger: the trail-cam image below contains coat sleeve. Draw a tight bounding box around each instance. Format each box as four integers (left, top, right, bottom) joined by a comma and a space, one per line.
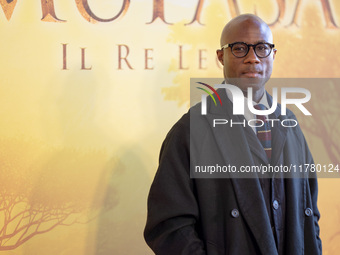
302, 132, 322, 255
144, 114, 206, 255
308, 175, 322, 254
286, 110, 322, 255
307, 152, 322, 254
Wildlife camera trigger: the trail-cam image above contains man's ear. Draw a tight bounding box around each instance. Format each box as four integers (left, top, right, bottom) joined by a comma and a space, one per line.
272, 49, 277, 60
216, 49, 224, 65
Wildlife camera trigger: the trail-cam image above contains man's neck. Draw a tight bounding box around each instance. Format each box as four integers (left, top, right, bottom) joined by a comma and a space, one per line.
243, 88, 265, 103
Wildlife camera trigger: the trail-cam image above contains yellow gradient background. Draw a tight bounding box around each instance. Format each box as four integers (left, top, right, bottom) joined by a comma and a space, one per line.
0, 0, 339, 254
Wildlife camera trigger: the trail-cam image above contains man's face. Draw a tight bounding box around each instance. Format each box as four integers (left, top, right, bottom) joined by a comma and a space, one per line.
217, 20, 277, 95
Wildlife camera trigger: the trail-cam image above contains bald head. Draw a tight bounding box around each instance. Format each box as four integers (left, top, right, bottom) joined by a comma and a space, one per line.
220, 14, 273, 47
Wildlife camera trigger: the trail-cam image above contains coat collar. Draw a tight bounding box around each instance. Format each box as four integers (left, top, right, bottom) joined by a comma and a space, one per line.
208, 88, 277, 165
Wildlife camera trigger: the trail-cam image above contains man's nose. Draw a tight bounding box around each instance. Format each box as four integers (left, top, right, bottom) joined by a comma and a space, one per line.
244, 46, 260, 64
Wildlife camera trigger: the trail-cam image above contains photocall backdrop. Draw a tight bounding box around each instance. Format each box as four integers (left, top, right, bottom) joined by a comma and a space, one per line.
0, 0, 339, 254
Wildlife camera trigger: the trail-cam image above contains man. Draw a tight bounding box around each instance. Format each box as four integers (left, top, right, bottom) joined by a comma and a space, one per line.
144, 14, 321, 255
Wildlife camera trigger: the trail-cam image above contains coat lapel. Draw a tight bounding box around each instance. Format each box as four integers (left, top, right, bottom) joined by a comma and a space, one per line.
204, 90, 278, 254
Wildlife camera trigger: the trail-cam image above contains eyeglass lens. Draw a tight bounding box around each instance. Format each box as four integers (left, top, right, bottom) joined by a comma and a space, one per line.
232, 43, 272, 58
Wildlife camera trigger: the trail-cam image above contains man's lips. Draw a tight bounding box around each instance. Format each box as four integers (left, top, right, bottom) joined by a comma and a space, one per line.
242, 71, 262, 78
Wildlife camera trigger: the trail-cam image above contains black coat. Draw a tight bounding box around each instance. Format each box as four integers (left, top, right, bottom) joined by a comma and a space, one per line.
144, 91, 322, 255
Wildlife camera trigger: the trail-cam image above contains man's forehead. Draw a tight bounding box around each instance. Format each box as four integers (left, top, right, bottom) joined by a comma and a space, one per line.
221, 16, 273, 45
227, 27, 273, 43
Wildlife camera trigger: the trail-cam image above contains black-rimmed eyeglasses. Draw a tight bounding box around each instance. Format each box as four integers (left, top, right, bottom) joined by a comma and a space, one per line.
221, 42, 275, 58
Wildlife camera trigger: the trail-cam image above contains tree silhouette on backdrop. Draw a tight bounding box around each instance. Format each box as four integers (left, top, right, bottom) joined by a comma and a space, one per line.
0, 138, 117, 250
